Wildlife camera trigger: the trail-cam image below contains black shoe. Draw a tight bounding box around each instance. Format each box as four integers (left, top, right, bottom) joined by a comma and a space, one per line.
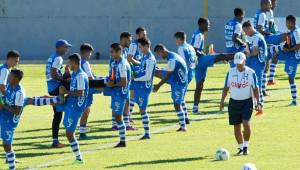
79, 133, 88, 140
114, 141, 126, 148
263, 91, 269, 96
236, 148, 243, 156
140, 134, 151, 140
243, 147, 249, 155
185, 118, 190, 124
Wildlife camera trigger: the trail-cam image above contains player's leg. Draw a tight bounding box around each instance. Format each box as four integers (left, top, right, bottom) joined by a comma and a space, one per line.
124, 100, 136, 130
214, 53, 235, 63
79, 107, 90, 140
193, 62, 207, 114
112, 96, 127, 147
129, 90, 135, 117
262, 60, 270, 96
172, 85, 187, 132
193, 80, 204, 114
285, 57, 298, 106
136, 91, 151, 140
268, 53, 279, 85
1, 117, 16, 170
241, 98, 253, 155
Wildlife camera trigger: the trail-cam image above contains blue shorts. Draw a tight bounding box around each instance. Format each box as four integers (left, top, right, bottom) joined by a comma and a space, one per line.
226, 47, 247, 68
277, 51, 288, 61
246, 59, 265, 88
63, 106, 83, 133
0, 111, 19, 144
265, 33, 283, 45
195, 55, 216, 82
285, 54, 299, 79
111, 95, 127, 116
130, 81, 138, 90
134, 88, 151, 110
103, 86, 113, 96
171, 84, 187, 104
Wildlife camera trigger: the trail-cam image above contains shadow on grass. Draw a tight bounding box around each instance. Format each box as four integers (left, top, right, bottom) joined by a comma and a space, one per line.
105, 156, 209, 169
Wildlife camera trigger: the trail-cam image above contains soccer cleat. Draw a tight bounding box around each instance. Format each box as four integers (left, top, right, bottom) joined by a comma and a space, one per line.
126, 126, 138, 131
79, 133, 88, 140
140, 134, 151, 140
288, 101, 298, 107
236, 148, 244, 156
72, 159, 84, 165
114, 141, 126, 148
112, 126, 118, 131
267, 80, 276, 86
255, 110, 264, 116
262, 91, 269, 97
243, 147, 249, 155
176, 127, 187, 132
185, 118, 190, 124
192, 106, 198, 114
51, 142, 65, 148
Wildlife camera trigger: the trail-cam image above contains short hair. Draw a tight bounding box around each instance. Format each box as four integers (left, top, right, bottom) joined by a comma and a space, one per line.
80, 43, 94, 52
286, 15, 296, 23
261, 0, 271, 5
242, 20, 252, 28
154, 44, 167, 52
136, 27, 146, 35
110, 43, 122, 52
7, 50, 20, 60
174, 31, 186, 41
120, 31, 132, 40
234, 8, 244, 17
68, 53, 81, 65
198, 17, 209, 26
137, 38, 151, 47
11, 69, 24, 81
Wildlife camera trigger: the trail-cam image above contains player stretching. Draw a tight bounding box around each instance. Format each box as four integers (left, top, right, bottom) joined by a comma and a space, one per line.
242, 21, 268, 114
107, 43, 131, 147
154, 44, 188, 132
133, 38, 156, 139
225, 8, 247, 68
174, 31, 197, 124
191, 17, 235, 114
220, 52, 262, 156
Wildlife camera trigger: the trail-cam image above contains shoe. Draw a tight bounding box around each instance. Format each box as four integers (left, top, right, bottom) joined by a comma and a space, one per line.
51, 142, 65, 148
140, 134, 151, 140
176, 127, 187, 132
79, 133, 88, 140
126, 126, 138, 131
114, 141, 126, 148
112, 126, 118, 131
243, 147, 249, 155
129, 118, 134, 123
236, 148, 243, 156
72, 159, 84, 165
185, 118, 190, 124
192, 107, 198, 114
263, 91, 269, 96
267, 80, 276, 86
288, 101, 298, 107
255, 110, 264, 116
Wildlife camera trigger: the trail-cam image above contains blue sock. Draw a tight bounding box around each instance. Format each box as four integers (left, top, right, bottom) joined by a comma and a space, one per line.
290, 83, 298, 102
262, 73, 267, 92
123, 115, 130, 127
269, 63, 277, 81
112, 116, 117, 129
141, 111, 150, 136
53, 138, 59, 145
117, 121, 126, 142
6, 151, 15, 170
69, 139, 82, 161
177, 109, 186, 128
129, 98, 135, 113
181, 101, 188, 119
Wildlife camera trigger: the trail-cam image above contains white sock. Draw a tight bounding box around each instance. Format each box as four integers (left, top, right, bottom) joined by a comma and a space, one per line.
243, 141, 249, 148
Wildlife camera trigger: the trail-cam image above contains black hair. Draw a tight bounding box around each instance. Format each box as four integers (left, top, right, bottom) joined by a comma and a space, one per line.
234, 8, 244, 17
110, 43, 122, 52
136, 27, 146, 35
11, 69, 24, 81
242, 20, 252, 28
7, 50, 20, 60
120, 31, 132, 40
137, 38, 151, 47
80, 43, 94, 52
198, 17, 209, 26
154, 44, 166, 52
174, 31, 186, 41
68, 53, 81, 65
286, 15, 296, 23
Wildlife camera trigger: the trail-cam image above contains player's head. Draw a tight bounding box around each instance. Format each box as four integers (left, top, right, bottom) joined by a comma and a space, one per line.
56, 39, 72, 55
120, 32, 132, 48
261, 0, 271, 11
110, 43, 122, 60
68, 53, 81, 71
6, 50, 20, 68
242, 21, 255, 36
174, 31, 186, 46
286, 15, 296, 30
137, 38, 151, 55
234, 52, 246, 71
234, 8, 245, 22
136, 27, 147, 39
198, 17, 210, 32
9, 69, 24, 85
80, 43, 94, 60
154, 44, 168, 59
271, 0, 277, 10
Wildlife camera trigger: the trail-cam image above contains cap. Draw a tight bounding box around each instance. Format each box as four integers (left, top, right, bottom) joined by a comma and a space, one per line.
56, 39, 72, 48
234, 52, 246, 64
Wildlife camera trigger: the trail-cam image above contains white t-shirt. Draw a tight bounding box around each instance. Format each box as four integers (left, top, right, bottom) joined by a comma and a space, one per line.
76, 73, 86, 90
15, 91, 25, 107
52, 57, 63, 70
82, 62, 93, 78
0, 68, 9, 85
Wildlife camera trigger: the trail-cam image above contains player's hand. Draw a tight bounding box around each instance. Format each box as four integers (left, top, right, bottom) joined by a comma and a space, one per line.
106, 81, 115, 87
219, 101, 225, 111
0, 103, 4, 110
153, 84, 160, 93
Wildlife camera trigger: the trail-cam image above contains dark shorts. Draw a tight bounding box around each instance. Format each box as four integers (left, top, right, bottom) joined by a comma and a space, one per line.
228, 98, 253, 125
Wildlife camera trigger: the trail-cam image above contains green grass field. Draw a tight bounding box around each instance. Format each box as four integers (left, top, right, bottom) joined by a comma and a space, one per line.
0, 63, 299, 170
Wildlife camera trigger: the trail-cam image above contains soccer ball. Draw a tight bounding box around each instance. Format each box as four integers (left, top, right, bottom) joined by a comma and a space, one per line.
215, 148, 230, 161
241, 163, 257, 170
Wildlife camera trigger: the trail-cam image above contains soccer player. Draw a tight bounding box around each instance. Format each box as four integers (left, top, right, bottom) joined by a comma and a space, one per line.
225, 8, 247, 68
153, 44, 188, 132
133, 38, 156, 139
242, 21, 268, 112
174, 31, 197, 124
107, 43, 131, 147
120, 31, 132, 58
45, 39, 72, 148
0, 69, 26, 170
220, 52, 262, 156
79, 43, 95, 140
127, 27, 147, 126
0, 50, 20, 95
60, 53, 89, 163
282, 15, 300, 106
191, 17, 235, 114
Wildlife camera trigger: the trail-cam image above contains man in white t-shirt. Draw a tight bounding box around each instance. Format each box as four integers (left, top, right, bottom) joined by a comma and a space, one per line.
220, 52, 262, 156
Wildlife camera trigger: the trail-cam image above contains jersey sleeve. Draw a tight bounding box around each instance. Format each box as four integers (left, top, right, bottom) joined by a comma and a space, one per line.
14, 91, 25, 107
193, 33, 204, 49
52, 57, 63, 70
82, 62, 94, 78
177, 47, 185, 59
0, 69, 9, 85
252, 35, 259, 47
293, 30, 300, 44
224, 72, 230, 88
167, 60, 176, 72
118, 63, 128, 78
258, 13, 266, 28
76, 74, 86, 90
134, 58, 156, 81
234, 23, 242, 35
128, 43, 138, 56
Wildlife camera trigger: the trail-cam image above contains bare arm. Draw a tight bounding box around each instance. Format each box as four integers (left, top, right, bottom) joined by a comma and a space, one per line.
0, 85, 6, 95
51, 68, 63, 81
233, 33, 246, 47
66, 90, 84, 97
3, 105, 22, 115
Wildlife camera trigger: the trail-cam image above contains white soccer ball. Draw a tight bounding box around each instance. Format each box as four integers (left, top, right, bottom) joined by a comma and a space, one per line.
215, 148, 230, 161
241, 163, 257, 170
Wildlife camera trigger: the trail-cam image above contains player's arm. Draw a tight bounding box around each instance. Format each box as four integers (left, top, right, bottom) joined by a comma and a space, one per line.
257, 13, 270, 36
0, 69, 9, 95
220, 72, 230, 111
83, 62, 95, 80
247, 37, 259, 57
193, 33, 205, 56
2, 91, 24, 115
284, 31, 300, 52
65, 74, 85, 97
51, 57, 63, 81
232, 24, 246, 46
127, 43, 141, 65
134, 59, 155, 81
107, 63, 128, 87
153, 60, 174, 92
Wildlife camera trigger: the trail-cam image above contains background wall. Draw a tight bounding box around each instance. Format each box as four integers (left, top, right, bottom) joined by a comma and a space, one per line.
0, 0, 299, 60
